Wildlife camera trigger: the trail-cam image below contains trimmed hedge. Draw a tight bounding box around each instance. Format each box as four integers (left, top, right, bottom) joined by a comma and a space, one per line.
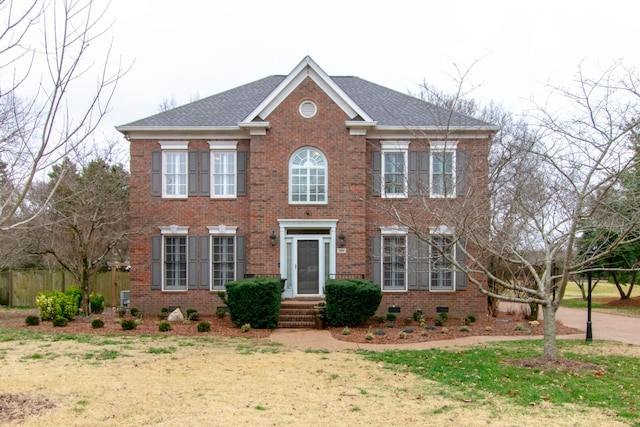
224, 278, 281, 329
325, 279, 382, 326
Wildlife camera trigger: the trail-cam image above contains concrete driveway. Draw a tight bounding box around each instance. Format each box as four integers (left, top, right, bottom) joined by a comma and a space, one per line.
555, 306, 640, 345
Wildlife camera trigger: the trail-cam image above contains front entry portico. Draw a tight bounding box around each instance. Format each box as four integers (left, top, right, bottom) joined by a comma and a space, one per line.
278, 219, 338, 298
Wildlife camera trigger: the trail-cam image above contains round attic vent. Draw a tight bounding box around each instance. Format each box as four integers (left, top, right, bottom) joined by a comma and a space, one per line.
299, 100, 317, 118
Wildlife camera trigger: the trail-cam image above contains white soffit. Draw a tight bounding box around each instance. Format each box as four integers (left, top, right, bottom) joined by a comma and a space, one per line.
240, 56, 373, 123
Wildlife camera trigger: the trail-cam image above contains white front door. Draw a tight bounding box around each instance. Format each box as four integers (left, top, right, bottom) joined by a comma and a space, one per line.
278, 219, 338, 298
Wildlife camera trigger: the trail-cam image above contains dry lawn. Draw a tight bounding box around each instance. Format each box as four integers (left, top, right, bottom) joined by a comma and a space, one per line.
0, 312, 635, 426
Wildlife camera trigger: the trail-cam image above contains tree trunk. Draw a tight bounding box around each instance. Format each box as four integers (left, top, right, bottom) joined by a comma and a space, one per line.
528, 302, 539, 321
542, 304, 558, 361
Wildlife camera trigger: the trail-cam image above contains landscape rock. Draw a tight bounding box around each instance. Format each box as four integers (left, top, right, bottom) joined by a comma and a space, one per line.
167, 308, 184, 322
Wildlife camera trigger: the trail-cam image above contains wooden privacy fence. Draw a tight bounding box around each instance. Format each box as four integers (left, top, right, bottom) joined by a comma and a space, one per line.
0, 269, 130, 308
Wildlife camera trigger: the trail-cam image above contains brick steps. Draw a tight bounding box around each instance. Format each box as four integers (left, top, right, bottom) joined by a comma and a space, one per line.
278, 300, 323, 328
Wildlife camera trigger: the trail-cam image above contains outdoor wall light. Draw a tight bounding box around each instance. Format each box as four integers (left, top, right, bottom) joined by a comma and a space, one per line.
270, 230, 277, 246
338, 232, 346, 247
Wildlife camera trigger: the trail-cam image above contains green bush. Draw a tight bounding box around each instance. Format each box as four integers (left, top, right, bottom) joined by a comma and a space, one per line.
466, 314, 477, 323
224, 278, 281, 329
52, 316, 68, 327
130, 308, 140, 317
186, 309, 199, 321
90, 293, 105, 314
120, 319, 137, 330
325, 279, 382, 326
36, 290, 79, 321
25, 315, 40, 326
197, 321, 211, 332
158, 321, 172, 332
215, 307, 226, 318
385, 312, 397, 321
65, 287, 82, 311
91, 318, 104, 329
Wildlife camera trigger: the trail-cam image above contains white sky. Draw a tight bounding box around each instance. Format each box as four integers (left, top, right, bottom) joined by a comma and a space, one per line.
96, 0, 639, 150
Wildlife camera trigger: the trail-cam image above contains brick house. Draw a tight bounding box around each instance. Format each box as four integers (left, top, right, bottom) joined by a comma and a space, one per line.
117, 56, 497, 320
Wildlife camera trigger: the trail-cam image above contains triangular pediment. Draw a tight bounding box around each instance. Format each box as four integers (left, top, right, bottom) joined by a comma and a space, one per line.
240, 56, 373, 124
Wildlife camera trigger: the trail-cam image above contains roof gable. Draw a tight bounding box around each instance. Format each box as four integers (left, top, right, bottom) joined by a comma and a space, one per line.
241, 56, 373, 124
117, 56, 498, 136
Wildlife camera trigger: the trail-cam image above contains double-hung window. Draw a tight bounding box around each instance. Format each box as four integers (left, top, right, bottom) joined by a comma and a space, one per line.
430, 141, 457, 198
210, 141, 237, 198
160, 141, 189, 198
208, 225, 237, 291
160, 225, 189, 291
430, 234, 454, 291
289, 147, 327, 204
380, 226, 408, 291
381, 142, 409, 198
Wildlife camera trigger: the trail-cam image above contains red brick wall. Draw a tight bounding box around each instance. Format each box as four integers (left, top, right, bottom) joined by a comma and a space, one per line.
128, 76, 490, 318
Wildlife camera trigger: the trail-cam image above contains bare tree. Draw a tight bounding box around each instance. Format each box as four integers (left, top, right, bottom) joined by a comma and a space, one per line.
379, 62, 640, 361
28, 154, 129, 314
0, 0, 126, 231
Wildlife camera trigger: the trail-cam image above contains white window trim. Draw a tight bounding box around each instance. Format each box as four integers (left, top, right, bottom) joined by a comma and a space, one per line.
209, 226, 237, 292
207, 225, 238, 235
288, 147, 328, 205
208, 141, 238, 150
380, 225, 408, 292
428, 231, 456, 292
160, 141, 189, 199
429, 141, 458, 199
160, 225, 190, 235
210, 150, 238, 199
381, 141, 410, 198
160, 225, 189, 292
160, 141, 189, 150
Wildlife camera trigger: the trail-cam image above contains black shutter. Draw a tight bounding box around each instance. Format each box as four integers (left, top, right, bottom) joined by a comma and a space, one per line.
237, 151, 247, 196
200, 236, 210, 290
408, 151, 419, 196
200, 151, 210, 196
456, 149, 467, 197
408, 236, 419, 290
188, 236, 198, 290
420, 151, 430, 195
236, 235, 246, 282
188, 151, 198, 196
408, 236, 429, 290
456, 238, 467, 290
371, 236, 381, 286
151, 235, 162, 290
151, 151, 161, 196
372, 151, 381, 196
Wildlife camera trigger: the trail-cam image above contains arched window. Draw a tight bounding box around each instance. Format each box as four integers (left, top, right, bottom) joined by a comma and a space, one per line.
289, 147, 327, 204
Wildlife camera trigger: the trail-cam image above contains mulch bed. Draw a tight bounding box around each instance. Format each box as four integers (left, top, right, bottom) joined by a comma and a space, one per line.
2, 308, 271, 339
329, 310, 582, 345
1, 307, 583, 345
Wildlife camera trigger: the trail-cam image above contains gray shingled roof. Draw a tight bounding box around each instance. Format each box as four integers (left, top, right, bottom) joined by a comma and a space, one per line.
120, 75, 492, 129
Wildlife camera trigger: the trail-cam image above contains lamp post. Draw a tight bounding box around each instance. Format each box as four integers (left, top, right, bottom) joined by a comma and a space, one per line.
586, 267, 593, 342
585, 249, 595, 343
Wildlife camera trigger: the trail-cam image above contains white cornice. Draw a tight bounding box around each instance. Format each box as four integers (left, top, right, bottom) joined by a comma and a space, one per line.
237, 121, 270, 136
345, 120, 377, 136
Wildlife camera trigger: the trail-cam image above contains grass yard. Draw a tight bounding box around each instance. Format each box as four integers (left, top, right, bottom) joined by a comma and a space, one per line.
562, 281, 640, 317
361, 339, 640, 424
0, 327, 638, 426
